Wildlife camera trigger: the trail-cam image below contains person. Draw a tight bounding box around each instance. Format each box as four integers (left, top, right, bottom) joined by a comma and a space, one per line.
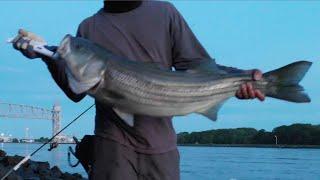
12, 1, 265, 179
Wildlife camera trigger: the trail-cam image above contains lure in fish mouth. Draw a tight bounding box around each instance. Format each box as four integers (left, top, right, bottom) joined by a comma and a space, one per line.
56, 35, 312, 127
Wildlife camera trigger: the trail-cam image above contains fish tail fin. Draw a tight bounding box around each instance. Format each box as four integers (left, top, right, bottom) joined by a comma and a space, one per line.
263, 61, 312, 103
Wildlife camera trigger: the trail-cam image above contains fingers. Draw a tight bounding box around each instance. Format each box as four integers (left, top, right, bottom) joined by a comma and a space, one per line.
19, 28, 46, 43
236, 82, 265, 101
21, 45, 38, 59
13, 37, 31, 50
251, 70, 264, 101
237, 83, 255, 99
246, 82, 256, 99
240, 84, 249, 99
235, 89, 243, 99
235, 69, 265, 101
12, 36, 39, 59
13, 37, 23, 50
255, 90, 265, 101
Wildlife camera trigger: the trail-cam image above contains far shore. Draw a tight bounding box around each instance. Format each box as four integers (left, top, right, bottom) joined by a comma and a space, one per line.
2, 142, 320, 149
0, 142, 75, 145
178, 144, 320, 149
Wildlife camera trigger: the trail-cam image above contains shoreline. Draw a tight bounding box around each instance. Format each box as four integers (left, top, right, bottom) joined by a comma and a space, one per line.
178, 144, 320, 149
0, 142, 75, 144
2, 142, 320, 149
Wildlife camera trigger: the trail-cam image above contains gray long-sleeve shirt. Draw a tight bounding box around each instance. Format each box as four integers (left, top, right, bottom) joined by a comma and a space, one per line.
44, 1, 245, 154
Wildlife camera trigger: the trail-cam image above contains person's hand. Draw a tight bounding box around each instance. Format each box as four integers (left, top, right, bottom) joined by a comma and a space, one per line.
235, 69, 265, 101
12, 29, 47, 59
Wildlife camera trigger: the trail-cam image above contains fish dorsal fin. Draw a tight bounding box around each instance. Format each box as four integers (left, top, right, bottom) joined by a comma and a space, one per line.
113, 108, 134, 127
197, 99, 228, 121
185, 59, 225, 75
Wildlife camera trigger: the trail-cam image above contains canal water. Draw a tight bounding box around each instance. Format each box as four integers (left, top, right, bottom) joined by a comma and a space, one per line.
1, 143, 319, 180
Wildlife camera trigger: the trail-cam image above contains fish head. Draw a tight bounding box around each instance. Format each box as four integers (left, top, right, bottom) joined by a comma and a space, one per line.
57, 34, 98, 63
56, 35, 108, 94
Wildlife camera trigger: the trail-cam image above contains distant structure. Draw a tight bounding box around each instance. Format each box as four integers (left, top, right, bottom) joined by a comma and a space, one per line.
20, 127, 34, 143
0, 133, 13, 143
0, 102, 73, 143
52, 103, 61, 140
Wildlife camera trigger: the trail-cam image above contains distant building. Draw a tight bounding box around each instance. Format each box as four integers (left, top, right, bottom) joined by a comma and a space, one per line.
0, 133, 13, 143
20, 139, 35, 143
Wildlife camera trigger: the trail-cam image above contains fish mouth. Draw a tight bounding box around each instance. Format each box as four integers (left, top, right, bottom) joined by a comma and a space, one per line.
57, 34, 72, 58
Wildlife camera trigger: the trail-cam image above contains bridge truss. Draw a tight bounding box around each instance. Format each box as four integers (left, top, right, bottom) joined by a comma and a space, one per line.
0, 102, 61, 142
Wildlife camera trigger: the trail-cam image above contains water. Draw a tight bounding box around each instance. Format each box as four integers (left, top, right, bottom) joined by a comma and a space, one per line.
179, 146, 320, 180
1, 143, 319, 180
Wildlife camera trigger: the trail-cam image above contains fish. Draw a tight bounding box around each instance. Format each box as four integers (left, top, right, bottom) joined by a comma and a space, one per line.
56, 34, 312, 126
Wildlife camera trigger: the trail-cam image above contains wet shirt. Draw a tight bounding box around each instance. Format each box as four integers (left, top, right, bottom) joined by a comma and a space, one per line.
44, 1, 240, 154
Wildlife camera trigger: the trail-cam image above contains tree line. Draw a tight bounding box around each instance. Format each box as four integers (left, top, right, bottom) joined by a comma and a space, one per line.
177, 123, 320, 145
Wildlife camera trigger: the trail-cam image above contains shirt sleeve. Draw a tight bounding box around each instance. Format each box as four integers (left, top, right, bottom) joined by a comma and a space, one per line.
41, 25, 86, 102
168, 3, 247, 74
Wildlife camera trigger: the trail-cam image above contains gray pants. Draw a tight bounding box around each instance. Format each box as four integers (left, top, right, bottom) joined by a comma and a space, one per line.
89, 136, 180, 180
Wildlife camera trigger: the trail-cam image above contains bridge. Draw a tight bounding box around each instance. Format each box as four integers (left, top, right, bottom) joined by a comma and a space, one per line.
0, 102, 66, 143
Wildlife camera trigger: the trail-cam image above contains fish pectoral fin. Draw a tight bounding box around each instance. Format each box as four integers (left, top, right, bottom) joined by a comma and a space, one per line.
113, 108, 134, 127
197, 100, 227, 121
66, 70, 101, 94
198, 107, 218, 121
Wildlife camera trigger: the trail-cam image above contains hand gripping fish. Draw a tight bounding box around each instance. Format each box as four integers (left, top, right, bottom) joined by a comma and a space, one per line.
24, 35, 316, 126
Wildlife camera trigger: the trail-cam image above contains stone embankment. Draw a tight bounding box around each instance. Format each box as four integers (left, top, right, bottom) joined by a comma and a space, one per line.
0, 150, 85, 180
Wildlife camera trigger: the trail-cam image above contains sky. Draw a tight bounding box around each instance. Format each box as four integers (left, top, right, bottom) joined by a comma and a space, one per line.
0, 1, 319, 139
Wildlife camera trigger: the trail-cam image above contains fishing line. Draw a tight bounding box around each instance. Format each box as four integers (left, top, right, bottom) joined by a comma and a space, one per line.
0, 104, 95, 180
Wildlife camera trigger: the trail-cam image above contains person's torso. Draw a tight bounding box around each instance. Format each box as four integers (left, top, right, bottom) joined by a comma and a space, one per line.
79, 1, 177, 154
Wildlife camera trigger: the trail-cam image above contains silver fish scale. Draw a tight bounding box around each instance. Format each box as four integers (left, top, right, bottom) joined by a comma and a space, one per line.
104, 64, 246, 106
106, 61, 250, 96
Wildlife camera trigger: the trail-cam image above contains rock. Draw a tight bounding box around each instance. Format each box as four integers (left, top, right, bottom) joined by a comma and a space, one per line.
37, 161, 50, 171
1, 155, 24, 166
43, 178, 61, 180
27, 161, 39, 172
36, 161, 51, 177
24, 177, 40, 180
61, 172, 83, 180
50, 166, 62, 178
0, 166, 8, 177
38, 168, 50, 176
6, 172, 23, 180
0, 163, 5, 169
72, 173, 83, 179
0, 150, 84, 179
39, 175, 55, 180
23, 166, 38, 179
0, 149, 6, 157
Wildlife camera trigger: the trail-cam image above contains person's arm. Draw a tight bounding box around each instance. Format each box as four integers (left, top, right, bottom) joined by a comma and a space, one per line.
12, 29, 86, 102
167, 3, 264, 101
41, 28, 86, 102
42, 55, 86, 102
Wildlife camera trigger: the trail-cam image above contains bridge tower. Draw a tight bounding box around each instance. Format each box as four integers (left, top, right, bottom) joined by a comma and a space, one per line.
52, 103, 61, 142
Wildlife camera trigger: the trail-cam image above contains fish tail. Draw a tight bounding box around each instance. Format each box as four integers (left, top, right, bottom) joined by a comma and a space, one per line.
263, 61, 312, 103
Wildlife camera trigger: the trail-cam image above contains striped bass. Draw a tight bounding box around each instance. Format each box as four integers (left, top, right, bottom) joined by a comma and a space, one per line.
56, 35, 312, 126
